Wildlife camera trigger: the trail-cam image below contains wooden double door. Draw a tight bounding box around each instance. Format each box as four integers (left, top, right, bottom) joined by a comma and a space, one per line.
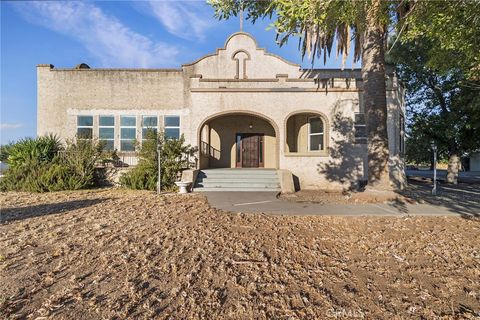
235, 133, 264, 168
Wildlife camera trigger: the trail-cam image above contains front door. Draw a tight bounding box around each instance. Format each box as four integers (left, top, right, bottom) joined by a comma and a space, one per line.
236, 133, 264, 168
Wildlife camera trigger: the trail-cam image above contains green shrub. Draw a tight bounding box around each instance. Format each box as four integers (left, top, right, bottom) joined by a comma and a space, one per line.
0, 143, 13, 162
0, 138, 104, 192
120, 130, 197, 191
5, 134, 61, 168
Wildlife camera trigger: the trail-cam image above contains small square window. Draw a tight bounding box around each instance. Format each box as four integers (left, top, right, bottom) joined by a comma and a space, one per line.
99, 116, 114, 126
101, 140, 115, 151
99, 128, 114, 140
309, 117, 323, 134
142, 128, 158, 140
121, 128, 136, 140
143, 116, 158, 127
165, 116, 180, 127
354, 126, 366, 138
120, 140, 135, 151
77, 127, 93, 139
120, 116, 136, 127
310, 134, 323, 151
165, 128, 180, 140
77, 116, 93, 127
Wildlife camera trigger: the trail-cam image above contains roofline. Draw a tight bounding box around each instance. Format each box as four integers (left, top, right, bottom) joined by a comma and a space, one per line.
182, 32, 300, 68
36, 65, 182, 72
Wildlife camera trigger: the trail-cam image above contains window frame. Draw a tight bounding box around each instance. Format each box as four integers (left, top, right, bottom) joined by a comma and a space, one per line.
354, 112, 367, 144
98, 115, 115, 151
164, 115, 180, 140
142, 115, 158, 142
120, 116, 137, 152
307, 116, 324, 152
77, 115, 93, 140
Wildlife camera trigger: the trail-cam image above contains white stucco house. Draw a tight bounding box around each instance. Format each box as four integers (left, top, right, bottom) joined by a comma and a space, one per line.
37, 32, 405, 191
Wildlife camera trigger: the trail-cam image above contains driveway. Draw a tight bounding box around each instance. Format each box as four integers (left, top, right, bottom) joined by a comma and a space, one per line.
204, 189, 480, 217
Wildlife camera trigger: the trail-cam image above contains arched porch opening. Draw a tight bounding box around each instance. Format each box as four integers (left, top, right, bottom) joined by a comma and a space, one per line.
198, 111, 279, 169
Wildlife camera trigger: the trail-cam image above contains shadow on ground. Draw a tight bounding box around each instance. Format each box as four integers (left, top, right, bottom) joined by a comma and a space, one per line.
391, 178, 480, 218
1, 198, 108, 223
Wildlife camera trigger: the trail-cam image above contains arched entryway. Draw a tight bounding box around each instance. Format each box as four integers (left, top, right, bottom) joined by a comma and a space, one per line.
198, 111, 279, 169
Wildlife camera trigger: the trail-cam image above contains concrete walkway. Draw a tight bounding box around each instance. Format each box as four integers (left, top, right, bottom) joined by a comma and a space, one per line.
204, 191, 479, 217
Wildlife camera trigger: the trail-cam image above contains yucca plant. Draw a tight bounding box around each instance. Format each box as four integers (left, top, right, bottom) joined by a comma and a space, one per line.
6, 134, 62, 168
0, 136, 107, 192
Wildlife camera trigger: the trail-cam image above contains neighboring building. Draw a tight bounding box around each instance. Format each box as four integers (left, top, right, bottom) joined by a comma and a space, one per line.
470, 152, 480, 171
37, 32, 405, 190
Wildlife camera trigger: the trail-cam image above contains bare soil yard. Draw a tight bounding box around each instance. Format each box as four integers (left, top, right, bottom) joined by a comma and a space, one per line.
1, 189, 479, 319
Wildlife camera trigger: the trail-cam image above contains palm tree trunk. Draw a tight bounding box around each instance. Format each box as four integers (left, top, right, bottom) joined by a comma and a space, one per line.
446, 153, 460, 184
362, 0, 391, 189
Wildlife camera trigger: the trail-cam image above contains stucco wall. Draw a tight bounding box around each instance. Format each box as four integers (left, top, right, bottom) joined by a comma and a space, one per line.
37, 65, 186, 141
37, 32, 405, 190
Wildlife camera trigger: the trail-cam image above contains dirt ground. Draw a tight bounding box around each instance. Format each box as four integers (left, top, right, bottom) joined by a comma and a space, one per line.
280, 179, 480, 208
1, 189, 479, 319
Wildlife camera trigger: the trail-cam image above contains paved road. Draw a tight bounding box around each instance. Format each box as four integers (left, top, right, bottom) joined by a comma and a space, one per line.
405, 170, 480, 183
204, 191, 479, 217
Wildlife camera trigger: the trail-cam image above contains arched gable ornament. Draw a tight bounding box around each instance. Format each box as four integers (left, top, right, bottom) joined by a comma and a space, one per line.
231, 50, 250, 79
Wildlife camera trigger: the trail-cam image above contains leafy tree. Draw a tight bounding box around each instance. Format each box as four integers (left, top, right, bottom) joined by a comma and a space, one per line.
399, 0, 480, 79
209, 0, 479, 189
119, 130, 197, 191
388, 38, 480, 183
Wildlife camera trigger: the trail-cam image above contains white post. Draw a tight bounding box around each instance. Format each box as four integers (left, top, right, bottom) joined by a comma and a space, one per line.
157, 141, 161, 194
431, 141, 437, 195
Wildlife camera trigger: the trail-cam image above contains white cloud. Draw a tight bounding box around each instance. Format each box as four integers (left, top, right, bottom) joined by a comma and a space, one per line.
12, 1, 180, 68
144, 1, 214, 41
0, 123, 23, 130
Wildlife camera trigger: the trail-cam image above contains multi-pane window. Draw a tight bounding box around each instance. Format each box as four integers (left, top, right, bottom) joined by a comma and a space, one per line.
308, 116, 324, 151
120, 116, 136, 151
164, 116, 180, 140
99, 116, 115, 150
142, 116, 158, 141
77, 116, 93, 139
354, 113, 367, 144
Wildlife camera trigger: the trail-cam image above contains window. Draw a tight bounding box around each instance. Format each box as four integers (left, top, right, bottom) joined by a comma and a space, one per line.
308, 116, 324, 151
142, 116, 158, 141
354, 113, 367, 144
120, 116, 136, 151
77, 116, 93, 139
164, 116, 180, 139
286, 113, 327, 154
99, 116, 115, 150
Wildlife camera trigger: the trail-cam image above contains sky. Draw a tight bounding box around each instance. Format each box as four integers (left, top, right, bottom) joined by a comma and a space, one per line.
1, 0, 357, 144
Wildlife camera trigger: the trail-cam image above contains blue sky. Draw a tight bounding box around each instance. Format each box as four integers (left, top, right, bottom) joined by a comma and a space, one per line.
1, 0, 357, 144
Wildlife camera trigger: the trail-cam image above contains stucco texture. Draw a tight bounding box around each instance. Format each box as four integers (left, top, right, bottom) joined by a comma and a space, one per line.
37, 32, 405, 190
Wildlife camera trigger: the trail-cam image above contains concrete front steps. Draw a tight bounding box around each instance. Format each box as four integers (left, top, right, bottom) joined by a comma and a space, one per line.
194, 168, 281, 192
